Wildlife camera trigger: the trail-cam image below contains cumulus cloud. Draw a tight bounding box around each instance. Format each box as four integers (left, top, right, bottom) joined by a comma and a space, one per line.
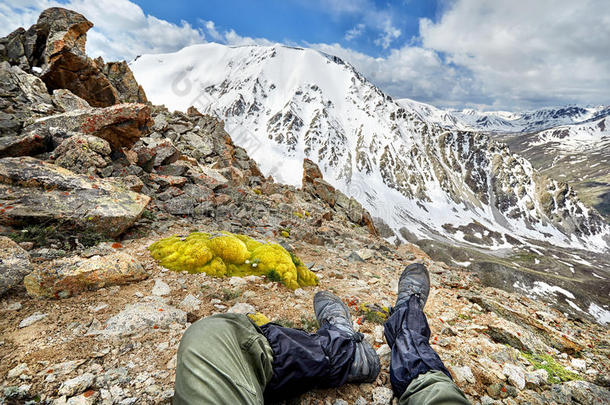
2, 0, 608, 109
419, 0, 610, 108
305, 0, 402, 49
0, 0, 205, 61
309, 42, 482, 107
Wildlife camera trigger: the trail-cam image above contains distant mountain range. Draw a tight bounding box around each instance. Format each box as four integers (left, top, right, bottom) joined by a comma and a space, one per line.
400, 99, 610, 135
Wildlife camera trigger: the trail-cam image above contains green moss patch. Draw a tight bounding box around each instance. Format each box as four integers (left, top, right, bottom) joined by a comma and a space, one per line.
522, 352, 581, 384
357, 303, 390, 325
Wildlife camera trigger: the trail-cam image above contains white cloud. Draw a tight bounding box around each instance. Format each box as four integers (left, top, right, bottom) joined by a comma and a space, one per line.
201, 20, 222, 42
373, 20, 401, 49
345, 23, 365, 41
0, 0, 205, 61
305, 0, 402, 49
309, 42, 480, 107
2, 0, 608, 109
419, 0, 610, 108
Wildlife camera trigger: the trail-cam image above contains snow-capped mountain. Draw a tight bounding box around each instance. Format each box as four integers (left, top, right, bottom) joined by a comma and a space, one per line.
399, 98, 610, 134
131, 43, 610, 252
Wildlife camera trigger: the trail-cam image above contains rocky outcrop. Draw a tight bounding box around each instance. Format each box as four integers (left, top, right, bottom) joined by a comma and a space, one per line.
0, 236, 33, 295
50, 134, 112, 175
302, 158, 377, 235
100, 60, 148, 104
0, 7, 144, 108
36, 8, 119, 107
0, 61, 55, 139
24, 103, 152, 151
0, 157, 150, 237
23, 252, 147, 298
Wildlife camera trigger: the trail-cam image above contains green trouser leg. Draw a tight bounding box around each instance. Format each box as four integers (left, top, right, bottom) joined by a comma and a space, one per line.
173, 313, 274, 405
399, 370, 470, 405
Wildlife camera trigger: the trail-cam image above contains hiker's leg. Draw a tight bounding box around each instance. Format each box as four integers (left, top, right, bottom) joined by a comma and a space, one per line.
385, 295, 469, 404
259, 322, 356, 402
174, 313, 273, 405
398, 370, 470, 405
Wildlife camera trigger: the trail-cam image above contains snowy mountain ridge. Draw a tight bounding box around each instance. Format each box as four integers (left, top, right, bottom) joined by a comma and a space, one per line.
398, 98, 610, 134
131, 43, 610, 253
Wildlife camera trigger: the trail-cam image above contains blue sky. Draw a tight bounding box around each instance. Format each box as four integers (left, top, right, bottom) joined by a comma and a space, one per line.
130, 0, 440, 58
2, 0, 609, 110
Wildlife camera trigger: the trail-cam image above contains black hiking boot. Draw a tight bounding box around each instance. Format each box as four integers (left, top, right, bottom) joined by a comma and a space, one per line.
394, 263, 430, 311
313, 291, 380, 383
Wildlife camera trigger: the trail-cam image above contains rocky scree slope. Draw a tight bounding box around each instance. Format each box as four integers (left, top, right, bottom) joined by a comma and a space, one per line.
0, 7, 609, 405
132, 43, 610, 254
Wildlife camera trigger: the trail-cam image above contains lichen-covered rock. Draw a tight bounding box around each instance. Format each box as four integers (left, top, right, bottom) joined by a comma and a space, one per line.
100, 60, 148, 104
36, 8, 120, 107
0, 62, 55, 151
0, 236, 33, 295
0, 157, 150, 237
23, 252, 147, 298
149, 231, 318, 290
133, 138, 180, 171
51, 89, 91, 112
23, 103, 152, 151
50, 134, 112, 175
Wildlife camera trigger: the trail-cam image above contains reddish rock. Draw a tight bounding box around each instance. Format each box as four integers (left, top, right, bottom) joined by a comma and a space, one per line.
36, 8, 120, 107
302, 158, 323, 186
24, 103, 153, 151
24, 252, 148, 298
100, 60, 148, 104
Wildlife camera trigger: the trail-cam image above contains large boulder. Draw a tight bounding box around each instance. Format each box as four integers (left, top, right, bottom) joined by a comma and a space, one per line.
51, 89, 91, 112
1, 7, 152, 109
0, 236, 33, 295
36, 8, 120, 107
0, 157, 150, 237
50, 134, 112, 175
100, 60, 148, 104
24, 103, 152, 151
0, 61, 55, 140
23, 252, 148, 298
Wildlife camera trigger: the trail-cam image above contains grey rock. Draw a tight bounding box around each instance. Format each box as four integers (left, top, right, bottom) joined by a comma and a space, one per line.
152, 279, 171, 296
19, 312, 48, 328
503, 363, 526, 390
450, 365, 476, 385
58, 372, 95, 396
0, 157, 151, 238
103, 302, 186, 336
50, 134, 111, 175
525, 369, 548, 388
7, 363, 29, 379
561, 380, 610, 405
52, 89, 91, 112
0, 236, 33, 295
179, 294, 201, 312
227, 303, 256, 314
372, 386, 393, 405
0, 61, 55, 142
